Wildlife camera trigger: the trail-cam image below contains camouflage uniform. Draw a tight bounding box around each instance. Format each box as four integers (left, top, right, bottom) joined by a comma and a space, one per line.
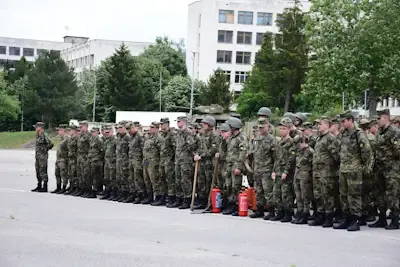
159, 127, 176, 197
103, 135, 117, 189
218, 136, 229, 191
35, 131, 53, 183
294, 142, 314, 215
128, 131, 145, 195
77, 130, 91, 190
116, 131, 130, 193
143, 133, 162, 196
56, 134, 69, 187
68, 132, 78, 188
88, 132, 103, 191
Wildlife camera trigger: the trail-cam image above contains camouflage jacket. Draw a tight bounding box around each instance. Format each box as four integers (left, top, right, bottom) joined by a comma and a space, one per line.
375, 125, 400, 167
128, 132, 144, 164
88, 135, 103, 163
308, 135, 317, 149
116, 132, 130, 166
340, 126, 374, 173
250, 133, 276, 171
104, 136, 117, 162
68, 135, 78, 161
273, 136, 296, 177
175, 128, 196, 164
290, 128, 302, 146
195, 130, 220, 163
143, 133, 161, 164
159, 130, 176, 165
367, 132, 376, 155
78, 131, 91, 156
313, 131, 340, 177
295, 145, 314, 179
56, 135, 69, 162
268, 122, 275, 136
218, 138, 228, 163
35, 132, 53, 158
226, 131, 248, 172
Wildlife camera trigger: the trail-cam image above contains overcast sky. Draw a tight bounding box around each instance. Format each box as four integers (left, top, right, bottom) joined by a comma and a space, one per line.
1, 0, 193, 43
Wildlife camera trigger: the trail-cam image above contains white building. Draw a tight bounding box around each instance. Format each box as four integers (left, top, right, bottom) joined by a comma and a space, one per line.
186, 0, 310, 94
61, 39, 153, 73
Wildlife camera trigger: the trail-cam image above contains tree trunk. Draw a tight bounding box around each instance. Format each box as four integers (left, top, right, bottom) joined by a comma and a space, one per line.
284, 88, 292, 113
368, 79, 377, 119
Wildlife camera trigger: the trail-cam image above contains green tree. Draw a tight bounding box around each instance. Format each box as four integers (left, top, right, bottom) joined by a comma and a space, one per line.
0, 73, 20, 121
25, 51, 78, 128
74, 68, 97, 121
141, 36, 187, 77
303, 0, 400, 116
5, 57, 31, 84
198, 68, 232, 111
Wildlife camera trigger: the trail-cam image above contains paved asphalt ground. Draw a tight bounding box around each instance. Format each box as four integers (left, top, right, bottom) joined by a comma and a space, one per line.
0, 150, 399, 267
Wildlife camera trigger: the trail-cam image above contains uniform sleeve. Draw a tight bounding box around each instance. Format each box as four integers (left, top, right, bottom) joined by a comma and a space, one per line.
46, 134, 54, 150
283, 140, 296, 175
171, 132, 177, 151
358, 131, 374, 173
328, 136, 340, 163
392, 130, 400, 159
234, 136, 248, 171
203, 134, 220, 158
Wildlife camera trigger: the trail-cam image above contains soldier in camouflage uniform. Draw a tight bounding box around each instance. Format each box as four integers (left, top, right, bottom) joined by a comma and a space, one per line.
309, 117, 340, 227
284, 112, 302, 145
257, 107, 275, 136
75, 121, 91, 197
216, 123, 231, 197
391, 116, 400, 129
248, 118, 276, 219
171, 116, 197, 209
121, 122, 138, 203
334, 112, 374, 231
51, 125, 69, 194
65, 125, 78, 195
271, 117, 296, 222
159, 118, 176, 207
100, 126, 117, 200
223, 117, 248, 216
142, 122, 162, 205
193, 116, 220, 209
301, 122, 316, 148
369, 109, 400, 230
292, 128, 314, 224
114, 122, 130, 202
32, 122, 54, 193
246, 125, 258, 188
85, 127, 103, 198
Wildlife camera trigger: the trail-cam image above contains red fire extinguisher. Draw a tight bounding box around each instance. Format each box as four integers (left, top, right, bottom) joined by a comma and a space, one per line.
238, 192, 248, 217
211, 188, 222, 213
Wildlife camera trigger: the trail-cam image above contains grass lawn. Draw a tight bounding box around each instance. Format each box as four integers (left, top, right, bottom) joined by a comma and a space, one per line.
0, 131, 36, 149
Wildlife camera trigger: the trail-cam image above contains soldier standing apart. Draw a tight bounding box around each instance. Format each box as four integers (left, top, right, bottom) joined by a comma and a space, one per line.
114, 122, 130, 202
32, 122, 54, 193
334, 112, 374, 231
123, 122, 138, 203
159, 118, 177, 207
369, 109, 400, 230
172, 116, 196, 209
75, 121, 91, 197
292, 128, 314, 224
101, 126, 116, 200
271, 117, 296, 222
142, 122, 162, 205
51, 125, 69, 194
223, 117, 248, 216
194, 116, 219, 209
215, 123, 231, 204
248, 118, 276, 219
309, 117, 340, 227
65, 125, 78, 195
86, 127, 103, 198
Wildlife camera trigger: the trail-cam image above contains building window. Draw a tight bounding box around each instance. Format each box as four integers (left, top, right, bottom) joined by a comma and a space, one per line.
222, 70, 231, 83
51, 50, 61, 56
257, 12, 273, 26
9, 47, 20, 56
219, 10, 234, 24
256, 33, 264, 45
0, 46, 6, 55
216, 50, 232, 63
23, 48, 34, 57
237, 31, 252, 45
235, 71, 248, 83
236, 51, 251, 64
238, 11, 253, 25
37, 49, 48, 57
218, 30, 233, 43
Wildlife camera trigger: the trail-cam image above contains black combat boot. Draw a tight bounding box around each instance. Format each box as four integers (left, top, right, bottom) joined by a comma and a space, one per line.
57, 185, 67, 194
152, 195, 166, 206
118, 191, 128, 202
250, 205, 265, 218
71, 187, 79, 196
100, 188, 111, 200
309, 201, 317, 220
358, 215, 367, 226
123, 193, 135, 203
333, 214, 350, 230
281, 210, 293, 223
222, 203, 233, 215
308, 212, 325, 226
141, 193, 153, 205
296, 212, 309, 225
333, 210, 343, 224
347, 215, 361, 231
31, 182, 42, 192
178, 198, 190, 209
263, 207, 275, 220
270, 210, 285, 221
385, 215, 399, 230
133, 193, 143, 204
87, 190, 97, 199
169, 197, 182, 208
81, 189, 90, 198
64, 186, 75, 195
193, 198, 207, 210
166, 196, 176, 207
75, 188, 85, 197
231, 204, 239, 216
322, 213, 333, 228
109, 188, 119, 201
51, 184, 61, 194
292, 212, 302, 224
369, 211, 387, 228
38, 182, 48, 193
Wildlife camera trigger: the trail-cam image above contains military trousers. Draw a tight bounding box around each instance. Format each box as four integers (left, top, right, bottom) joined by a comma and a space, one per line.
89, 160, 103, 191
143, 161, 159, 195
116, 161, 129, 192
339, 172, 362, 217
320, 176, 337, 214
160, 161, 175, 197
273, 175, 294, 211
77, 155, 89, 188
68, 159, 78, 187
129, 160, 145, 194
103, 159, 116, 189
55, 159, 68, 186
313, 176, 324, 213
197, 160, 213, 199
294, 171, 312, 214
375, 164, 400, 216
175, 161, 193, 199
128, 162, 137, 195
362, 172, 373, 216
226, 162, 243, 204
254, 168, 273, 207
217, 161, 226, 191
35, 154, 49, 183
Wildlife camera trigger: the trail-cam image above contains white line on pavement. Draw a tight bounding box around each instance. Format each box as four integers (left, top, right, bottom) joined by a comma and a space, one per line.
0, 188, 26, 192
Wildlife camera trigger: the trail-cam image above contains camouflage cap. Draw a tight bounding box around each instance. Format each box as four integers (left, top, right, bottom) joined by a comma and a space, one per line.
377, 109, 390, 116
359, 118, 370, 129
391, 116, 400, 123
150, 121, 160, 127
125, 121, 133, 130
91, 127, 100, 132
33, 122, 45, 128
160, 117, 170, 124
319, 116, 331, 123
302, 122, 313, 130
220, 123, 231, 132
176, 116, 188, 121
279, 117, 293, 127
258, 118, 268, 127
133, 121, 140, 126
58, 124, 67, 129
69, 125, 78, 130
79, 120, 89, 125
339, 111, 354, 121
331, 117, 340, 124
